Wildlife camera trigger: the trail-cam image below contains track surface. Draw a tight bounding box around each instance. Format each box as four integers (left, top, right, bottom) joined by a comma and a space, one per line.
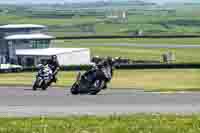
0, 86, 200, 117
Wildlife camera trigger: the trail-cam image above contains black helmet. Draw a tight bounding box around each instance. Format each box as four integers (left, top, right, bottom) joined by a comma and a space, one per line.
106, 56, 113, 65
52, 55, 57, 60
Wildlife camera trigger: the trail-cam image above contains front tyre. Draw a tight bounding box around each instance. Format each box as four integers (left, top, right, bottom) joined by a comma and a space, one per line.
42, 85, 48, 91
70, 83, 79, 95
32, 85, 37, 91
41, 80, 49, 91
32, 81, 38, 91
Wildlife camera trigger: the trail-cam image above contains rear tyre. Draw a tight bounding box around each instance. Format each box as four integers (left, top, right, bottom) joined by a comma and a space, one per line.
89, 80, 103, 95
89, 89, 101, 95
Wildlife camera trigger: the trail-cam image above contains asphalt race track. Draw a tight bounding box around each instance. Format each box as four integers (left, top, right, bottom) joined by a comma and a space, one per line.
0, 86, 200, 117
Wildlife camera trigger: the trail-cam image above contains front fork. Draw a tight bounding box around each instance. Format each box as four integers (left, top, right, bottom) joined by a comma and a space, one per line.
76, 72, 81, 82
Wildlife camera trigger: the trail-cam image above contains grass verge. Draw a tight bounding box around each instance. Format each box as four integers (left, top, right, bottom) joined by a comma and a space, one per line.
56, 38, 200, 45
54, 40, 200, 63
0, 69, 200, 91
0, 114, 200, 133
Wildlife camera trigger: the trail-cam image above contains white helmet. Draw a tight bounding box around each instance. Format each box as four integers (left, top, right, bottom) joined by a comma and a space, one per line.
37, 64, 44, 69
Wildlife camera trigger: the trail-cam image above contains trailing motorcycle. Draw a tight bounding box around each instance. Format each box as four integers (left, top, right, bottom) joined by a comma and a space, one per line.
32, 64, 53, 91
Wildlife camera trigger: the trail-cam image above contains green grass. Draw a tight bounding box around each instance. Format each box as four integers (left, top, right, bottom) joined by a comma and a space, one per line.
55, 38, 200, 45
0, 114, 200, 133
53, 39, 200, 63
1, 69, 200, 91
0, 14, 97, 26
2, 5, 200, 36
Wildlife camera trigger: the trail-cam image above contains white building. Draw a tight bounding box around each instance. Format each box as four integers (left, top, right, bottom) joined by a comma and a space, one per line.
16, 48, 91, 67
0, 24, 52, 64
106, 10, 128, 23
0, 24, 91, 67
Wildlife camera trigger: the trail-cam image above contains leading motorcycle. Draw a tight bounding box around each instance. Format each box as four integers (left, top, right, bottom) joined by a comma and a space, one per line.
70, 59, 114, 95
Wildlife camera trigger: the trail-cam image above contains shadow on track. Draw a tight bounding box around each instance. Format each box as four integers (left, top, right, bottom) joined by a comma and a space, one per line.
66, 87, 144, 96
24, 89, 33, 91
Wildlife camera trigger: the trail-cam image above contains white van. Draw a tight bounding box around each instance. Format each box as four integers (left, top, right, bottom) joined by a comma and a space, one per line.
0, 64, 23, 72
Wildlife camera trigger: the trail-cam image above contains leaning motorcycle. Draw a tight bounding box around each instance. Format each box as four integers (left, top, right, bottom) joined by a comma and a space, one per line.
70, 68, 106, 95
70, 61, 114, 95
32, 64, 53, 91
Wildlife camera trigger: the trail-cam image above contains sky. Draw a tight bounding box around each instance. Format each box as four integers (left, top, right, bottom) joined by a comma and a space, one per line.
0, 0, 197, 4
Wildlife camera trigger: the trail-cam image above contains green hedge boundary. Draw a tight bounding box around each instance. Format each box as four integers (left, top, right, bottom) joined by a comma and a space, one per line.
22, 65, 93, 72
20, 63, 200, 72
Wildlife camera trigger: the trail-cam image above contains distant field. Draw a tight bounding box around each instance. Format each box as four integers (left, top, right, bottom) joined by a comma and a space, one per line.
1, 4, 200, 36
53, 39, 200, 63
0, 69, 200, 91
0, 114, 200, 133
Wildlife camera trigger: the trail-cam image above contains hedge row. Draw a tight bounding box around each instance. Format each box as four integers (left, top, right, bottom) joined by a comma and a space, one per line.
21, 63, 200, 72
116, 63, 200, 69
22, 65, 93, 72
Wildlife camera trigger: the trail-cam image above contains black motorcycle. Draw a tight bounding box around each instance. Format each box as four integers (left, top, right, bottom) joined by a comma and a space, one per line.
32, 64, 53, 91
70, 60, 114, 95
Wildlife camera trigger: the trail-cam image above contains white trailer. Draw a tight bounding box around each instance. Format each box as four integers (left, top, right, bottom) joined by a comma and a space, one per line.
16, 48, 91, 66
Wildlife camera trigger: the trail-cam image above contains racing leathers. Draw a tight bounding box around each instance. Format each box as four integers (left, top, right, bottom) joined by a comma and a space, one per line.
47, 59, 60, 83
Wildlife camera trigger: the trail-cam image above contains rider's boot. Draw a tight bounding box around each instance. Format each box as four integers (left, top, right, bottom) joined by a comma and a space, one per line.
52, 76, 58, 83
102, 83, 107, 89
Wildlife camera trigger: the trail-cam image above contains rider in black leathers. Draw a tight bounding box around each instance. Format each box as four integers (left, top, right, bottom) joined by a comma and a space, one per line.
101, 57, 114, 89
91, 56, 114, 89
47, 55, 60, 83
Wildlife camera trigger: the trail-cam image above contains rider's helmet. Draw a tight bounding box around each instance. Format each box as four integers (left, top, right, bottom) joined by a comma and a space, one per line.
96, 60, 104, 69
51, 55, 57, 62
106, 56, 113, 66
37, 64, 44, 69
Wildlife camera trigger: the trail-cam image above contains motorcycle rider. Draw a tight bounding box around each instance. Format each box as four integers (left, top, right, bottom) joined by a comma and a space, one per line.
47, 55, 60, 83
94, 56, 114, 89
101, 57, 114, 89
81, 56, 114, 89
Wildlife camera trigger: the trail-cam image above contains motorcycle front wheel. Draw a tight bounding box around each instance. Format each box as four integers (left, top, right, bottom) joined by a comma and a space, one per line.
70, 83, 80, 95
41, 80, 50, 91
32, 79, 40, 91
32, 82, 37, 91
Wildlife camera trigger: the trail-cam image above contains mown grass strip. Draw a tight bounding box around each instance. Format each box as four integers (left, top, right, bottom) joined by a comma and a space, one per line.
1, 69, 200, 91
55, 38, 200, 45
0, 114, 200, 133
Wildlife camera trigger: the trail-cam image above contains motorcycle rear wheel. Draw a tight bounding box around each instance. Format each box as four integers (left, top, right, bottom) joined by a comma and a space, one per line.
89, 80, 103, 95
